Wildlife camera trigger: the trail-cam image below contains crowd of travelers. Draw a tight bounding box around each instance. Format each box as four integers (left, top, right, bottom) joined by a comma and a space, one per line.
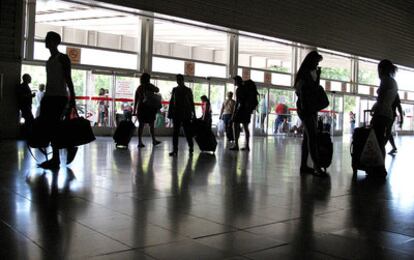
19, 32, 402, 178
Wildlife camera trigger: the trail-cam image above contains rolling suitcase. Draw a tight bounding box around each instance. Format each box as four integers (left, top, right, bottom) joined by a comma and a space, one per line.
350, 110, 384, 176
317, 131, 333, 170
193, 119, 217, 152
113, 120, 135, 147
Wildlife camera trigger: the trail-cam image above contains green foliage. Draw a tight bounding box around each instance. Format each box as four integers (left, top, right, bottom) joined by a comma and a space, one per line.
93, 74, 111, 94
268, 65, 289, 73
72, 70, 86, 96
321, 67, 350, 81
344, 95, 356, 113
358, 69, 377, 85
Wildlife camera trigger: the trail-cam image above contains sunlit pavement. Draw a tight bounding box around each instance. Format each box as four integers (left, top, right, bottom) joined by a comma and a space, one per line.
1, 135, 414, 259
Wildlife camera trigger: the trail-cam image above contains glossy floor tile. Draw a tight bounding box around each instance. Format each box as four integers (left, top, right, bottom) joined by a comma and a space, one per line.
1, 135, 414, 259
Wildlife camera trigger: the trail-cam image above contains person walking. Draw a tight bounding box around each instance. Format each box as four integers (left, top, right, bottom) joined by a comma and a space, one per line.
38, 31, 78, 169
134, 73, 161, 148
168, 74, 196, 156
219, 91, 236, 141
371, 60, 398, 174
387, 94, 403, 154
349, 111, 356, 134
294, 51, 326, 176
17, 73, 35, 126
200, 95, 212, 128
230, 77, 258, 151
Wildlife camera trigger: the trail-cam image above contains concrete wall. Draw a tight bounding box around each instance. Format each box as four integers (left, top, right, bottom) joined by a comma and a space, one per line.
0, 0, 23, 139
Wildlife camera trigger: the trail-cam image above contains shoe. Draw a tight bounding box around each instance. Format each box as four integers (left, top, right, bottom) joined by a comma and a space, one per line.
153, 140, 161, 146
138, 143, 146, 148
241, 146, 250, 151
229, 145, 239, 151
388, 148, 397, 154
300, 166, 314, 174
66, 147, 78, 165
169, 151, 177, 156
313, 167, 328, 177
38, 159, 60, 170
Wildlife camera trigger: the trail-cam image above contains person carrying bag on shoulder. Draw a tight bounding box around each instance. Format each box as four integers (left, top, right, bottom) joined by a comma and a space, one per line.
295, 51, 329, 177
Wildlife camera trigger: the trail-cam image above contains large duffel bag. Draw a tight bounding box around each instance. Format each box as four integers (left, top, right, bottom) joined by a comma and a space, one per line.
113, 120, 135, 147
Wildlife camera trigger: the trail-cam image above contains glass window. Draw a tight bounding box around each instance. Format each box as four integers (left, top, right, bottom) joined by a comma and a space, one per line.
271, 73, 291, 86
34, 42, 138, 70
395, 68, 414, 91
194, 63, 226, 78
152, 57, 184, 75
358, 60, 379, 85
318, 52, 351, 82
189, 82, 208, 117
153, 19, 227, 64
209, 84, 225, 126
238, 36, 292, 72
151, 79, 177, 128
268, 88, 295, 134
114, 76, 137, 125
35, 0, 141, 53
90, 74, 113, 127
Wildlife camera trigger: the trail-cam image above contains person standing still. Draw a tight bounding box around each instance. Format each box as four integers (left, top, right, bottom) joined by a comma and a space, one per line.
134, 73, 161, 148
38, 31, 78, 169
295, 51, 326, 177
17, 73, 35, 126
219, 91, 236, 142
349, 111, 356, 134
168, 74, 195, 156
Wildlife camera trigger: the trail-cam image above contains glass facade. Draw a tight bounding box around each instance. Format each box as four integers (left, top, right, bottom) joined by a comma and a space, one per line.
21, 0, 414, 134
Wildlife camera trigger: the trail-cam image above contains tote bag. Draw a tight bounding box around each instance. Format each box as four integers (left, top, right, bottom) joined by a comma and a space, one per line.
360, 129, 384, 168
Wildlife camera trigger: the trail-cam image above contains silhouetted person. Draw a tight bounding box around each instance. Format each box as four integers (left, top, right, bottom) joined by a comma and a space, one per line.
219, 91, 236, 141
38, 31, 77, 169
200, 95, 212, 128
35, 83, 45, 118
295, 51, 326, 176
134, 73, 161, 148
231, 77, 258, 151
168, 74, 195, 156
17, 73, 35, 126
387, 94, 403, 154
371, 59, 398, 175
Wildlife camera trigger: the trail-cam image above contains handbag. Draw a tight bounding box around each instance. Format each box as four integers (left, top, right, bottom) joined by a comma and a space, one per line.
309, 85, 329, 113
55, 108, 96, 149
143, 84, 162, 110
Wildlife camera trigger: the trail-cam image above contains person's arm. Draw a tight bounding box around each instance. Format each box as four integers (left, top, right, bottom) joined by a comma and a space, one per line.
133, 88, 139, 115
61, 55, 76, 107
397, 102, 404, 128
189, 89, 196, 119
167, 88, 175, 119
219, 101, 225, 119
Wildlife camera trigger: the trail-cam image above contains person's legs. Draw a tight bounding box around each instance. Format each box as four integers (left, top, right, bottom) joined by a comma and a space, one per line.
302, 115, 323, 174
170, 119, 181, 155
275, 116, 283, 133
138, 122, 145, 147
231, 122, 241, 150
39, 96, 67, 169
241, 122, 250, 151
21, 106, 34, 125
149, 121, 161, 145
182, 120, 194, 153
372, 116, 389, 159
387, 119, 397, 153
300, 128, 312, 173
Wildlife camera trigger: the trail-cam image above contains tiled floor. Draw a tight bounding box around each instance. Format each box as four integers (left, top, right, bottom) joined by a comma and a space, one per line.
1, 135, 414, 259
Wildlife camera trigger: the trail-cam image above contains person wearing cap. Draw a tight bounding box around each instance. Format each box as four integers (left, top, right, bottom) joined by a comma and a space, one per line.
294, 51, 326, 177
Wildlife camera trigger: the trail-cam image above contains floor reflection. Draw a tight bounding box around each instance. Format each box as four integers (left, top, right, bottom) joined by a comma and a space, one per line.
0, 136, 413, 258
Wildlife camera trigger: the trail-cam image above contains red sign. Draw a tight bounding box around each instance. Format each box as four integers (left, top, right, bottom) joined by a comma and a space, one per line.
66, 47, 81, 64
325, 81, 331, 91
264, 72, 272, 84
184, 61, 195, 76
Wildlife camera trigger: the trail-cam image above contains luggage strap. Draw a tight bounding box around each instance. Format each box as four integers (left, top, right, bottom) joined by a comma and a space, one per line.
27, 143, 50, 163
